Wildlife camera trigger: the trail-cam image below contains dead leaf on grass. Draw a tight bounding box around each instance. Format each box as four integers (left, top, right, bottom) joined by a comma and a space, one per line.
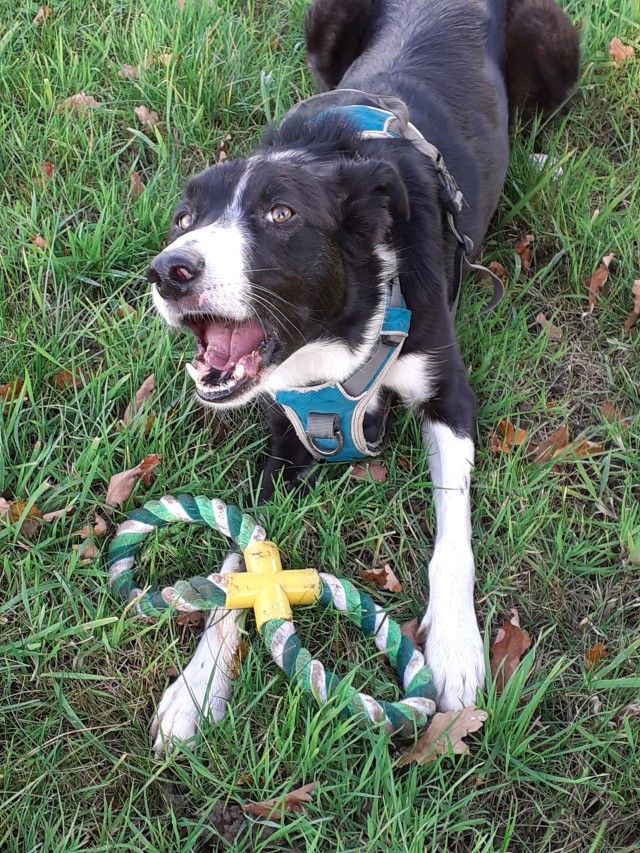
129, 171, 146, 199
490, 616, 532, 693
582, 253, 614, 311
73, 540, 99, 564
118, 64, 140, 80
242, 782, 316, 818
53, 369, 86, 390
350, 460, 387, 482
176, 610, 206, 629
134, 104, 160, 131
32, 6, 52, 24
622, 280, 640, 333
487, 260, 508, 285
58, 93, 104, 116
0, 498, 10, 517
1, 379, 24, 406
400, 617, 423, 648
600, 401, 631, 431
609, 37, 635, 64
397, 705, 489, 767
536, 312, 563, 341
360, 563, 402, 593
77, 513, 109, 539
585, 642, 607, 670
515, 234, 534, 275
30, 235, 47, 250
488, 420, 527, 454
105, 454, 161, 507
116, 304, 137, 319
41, 507, 69, 522
566, 437, 604, 459
41, 160, 55, 180
2, 500, 43, 539
122, 374, 155, 431
530, 425, 569, 463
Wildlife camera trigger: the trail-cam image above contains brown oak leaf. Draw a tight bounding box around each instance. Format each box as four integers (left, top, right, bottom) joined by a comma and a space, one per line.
490, 617, 532, 693
134, 104, 160, 131
351, 460, 388, 482
105, 454, 161, 507
397, 705, 488, 767
488, 419, 527, 454
609, 37, 635, 64
582, 253, 614, 310
515, 234, 534, 275
536, 312, 563, 341
623, 280, 640, 333
360, 563, 402, 593
58, 93, 103, 116
242, 783, 316, 818
129, 171, 146, 200
530, 425, 569, 463
585, 642, 607, 671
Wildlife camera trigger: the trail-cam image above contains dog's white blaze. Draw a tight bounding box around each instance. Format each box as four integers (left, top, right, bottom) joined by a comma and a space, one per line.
384, 352, 435, 405
419, 421, 485, 710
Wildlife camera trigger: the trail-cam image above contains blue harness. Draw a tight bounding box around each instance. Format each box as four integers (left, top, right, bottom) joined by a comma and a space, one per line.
273, 99, 503, 463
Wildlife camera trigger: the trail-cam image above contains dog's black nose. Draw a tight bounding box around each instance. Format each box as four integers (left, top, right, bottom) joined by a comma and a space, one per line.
147, 250, 205, 301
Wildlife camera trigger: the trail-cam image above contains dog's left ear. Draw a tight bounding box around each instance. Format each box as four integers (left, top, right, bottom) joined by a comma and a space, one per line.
338, 159, 410, 246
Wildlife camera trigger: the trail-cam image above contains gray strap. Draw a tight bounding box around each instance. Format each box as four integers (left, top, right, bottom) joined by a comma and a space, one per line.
307, 412, 339, 440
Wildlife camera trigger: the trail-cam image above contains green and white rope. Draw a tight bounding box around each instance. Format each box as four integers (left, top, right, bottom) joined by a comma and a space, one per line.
107, 494, 436, 736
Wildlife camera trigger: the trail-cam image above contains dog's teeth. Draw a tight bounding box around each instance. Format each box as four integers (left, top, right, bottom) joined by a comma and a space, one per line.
233, 363, 245, 380
186, 363, 204, 383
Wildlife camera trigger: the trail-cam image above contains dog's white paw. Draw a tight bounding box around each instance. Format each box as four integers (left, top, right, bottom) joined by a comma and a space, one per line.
421, 607, 485, 711
151, 661, 231, 757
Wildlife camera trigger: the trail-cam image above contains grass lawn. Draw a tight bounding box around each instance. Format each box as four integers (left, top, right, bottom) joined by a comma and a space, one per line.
1, 0, 639, 850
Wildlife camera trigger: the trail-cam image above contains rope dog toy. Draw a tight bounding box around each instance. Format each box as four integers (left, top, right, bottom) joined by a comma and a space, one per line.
108, 494, 436, 737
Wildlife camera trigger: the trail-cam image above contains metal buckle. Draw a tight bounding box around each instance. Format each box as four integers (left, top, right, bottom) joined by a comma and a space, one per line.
306, 416, 345, 458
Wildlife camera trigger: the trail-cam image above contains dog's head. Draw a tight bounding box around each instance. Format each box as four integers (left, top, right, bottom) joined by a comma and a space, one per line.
149, 147, 409, 408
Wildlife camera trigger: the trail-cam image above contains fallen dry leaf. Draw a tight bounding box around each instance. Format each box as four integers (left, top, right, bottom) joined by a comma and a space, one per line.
487, 260, 508, 285
609, 37, 635, 64
0, 498, 10, 516
42, 508, 69, 522
58, 93, 104, 116
565, 437, 604, 459
165, 665, 179, 679
515, 234, 534, 275
490, 618, 532, 693
585, 642, 607, 670
3, 500, 43, 539
129, 171, 146, 199
400, 617, 422, 648
536, 312, 563, 341
242, 782, 316, 818
116, 304, 137, 319
77, 513, 109, 539
176, 610, 206, 629
622, 280, 640, 333
350, 460, 387, 482
32, 6, 52, 24
156, 52, 173, 66
230, 640, 250, 679
105, 454, 161, 507
73, 540, 99, 564
30, 235, 47, 250
360, 563, 402, 593
122, 374, 155, 427
134, 104, 160, 131
397, 705, 488, 767
582, 253, 614, 310
599, 401, 630, 431
488, 420, 527, 454
53, 369, 86, 390
41, 160, 55, 180
118, 64, 140, 80
530, 425, 570, 463
1, 379, 24, 405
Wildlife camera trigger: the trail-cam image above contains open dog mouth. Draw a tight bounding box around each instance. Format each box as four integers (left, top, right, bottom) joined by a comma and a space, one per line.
182, 316, 272, 402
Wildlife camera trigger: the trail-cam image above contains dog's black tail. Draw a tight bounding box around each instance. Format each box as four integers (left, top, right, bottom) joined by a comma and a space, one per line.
505, 0, 580, 116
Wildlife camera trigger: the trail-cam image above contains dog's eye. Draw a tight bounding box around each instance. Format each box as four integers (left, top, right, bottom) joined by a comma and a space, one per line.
177, 212, 193, 229
267, 205, 294, 224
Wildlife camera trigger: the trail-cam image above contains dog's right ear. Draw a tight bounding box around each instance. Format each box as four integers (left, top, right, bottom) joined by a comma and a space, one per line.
337, 159, 410, 248
305, 0, 372, 92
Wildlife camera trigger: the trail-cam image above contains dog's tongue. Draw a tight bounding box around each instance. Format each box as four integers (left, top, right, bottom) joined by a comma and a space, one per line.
203, 320, 266, 370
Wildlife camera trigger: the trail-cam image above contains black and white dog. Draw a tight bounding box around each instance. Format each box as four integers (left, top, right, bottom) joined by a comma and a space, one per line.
148, 0, 579, 752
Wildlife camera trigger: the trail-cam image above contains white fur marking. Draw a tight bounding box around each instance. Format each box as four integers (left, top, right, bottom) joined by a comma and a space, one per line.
384, 352, 436, 406
419, 421, 485, 711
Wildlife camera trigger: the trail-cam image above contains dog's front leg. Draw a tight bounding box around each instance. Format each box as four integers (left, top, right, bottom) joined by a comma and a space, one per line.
420, 395, 485, 710
151, 552, 243, 756
259, 404, 316, 504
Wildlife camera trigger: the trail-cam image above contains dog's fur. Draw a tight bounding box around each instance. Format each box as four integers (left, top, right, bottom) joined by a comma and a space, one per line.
148, 0, 579, 753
